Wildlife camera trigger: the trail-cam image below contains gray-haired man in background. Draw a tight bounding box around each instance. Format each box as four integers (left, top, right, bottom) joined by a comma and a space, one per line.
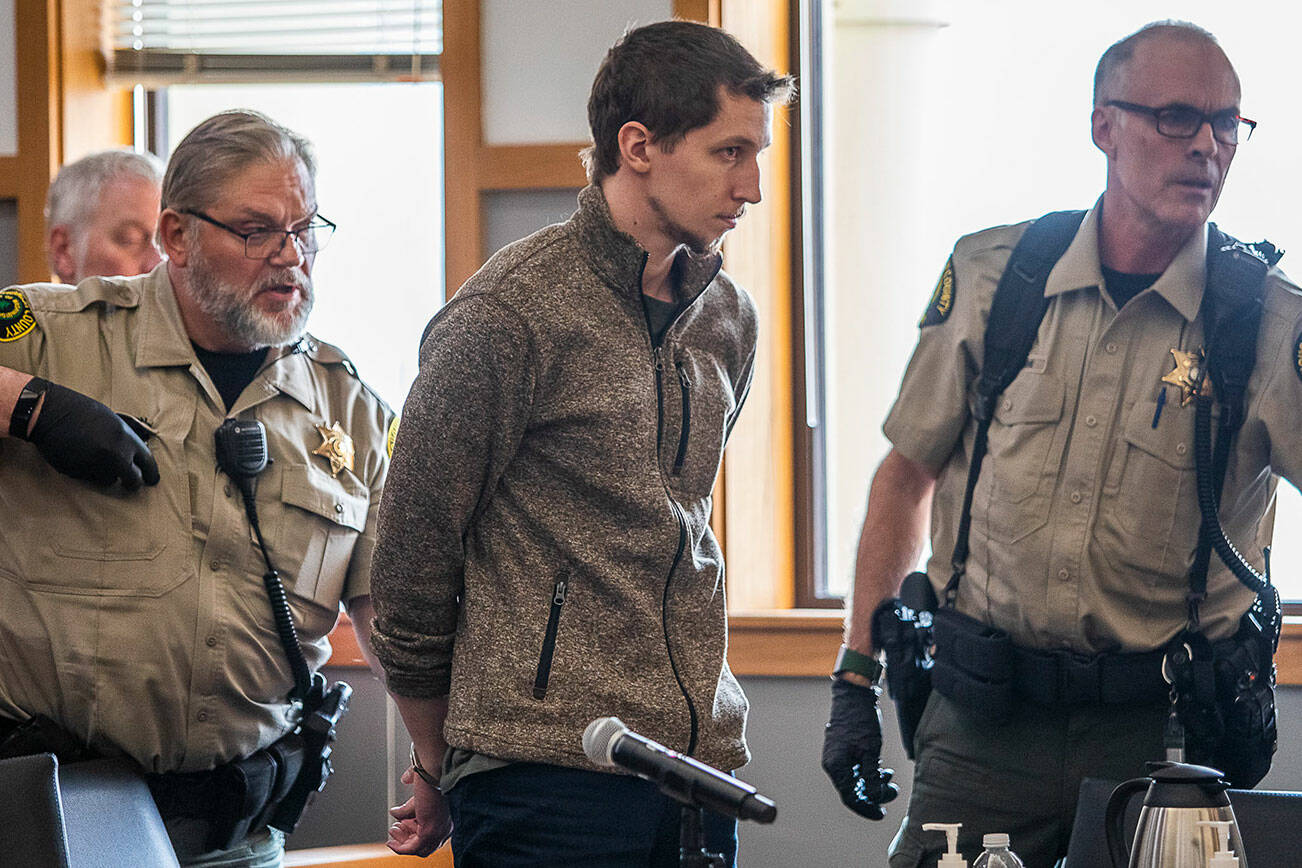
46, 148, 164, 284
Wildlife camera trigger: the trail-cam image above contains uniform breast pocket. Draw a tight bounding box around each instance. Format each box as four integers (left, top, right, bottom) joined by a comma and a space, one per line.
979, 372, 1065, 543
1097, 399, 1199, 574
268, 463, 368, 611
0, 449, 193, 597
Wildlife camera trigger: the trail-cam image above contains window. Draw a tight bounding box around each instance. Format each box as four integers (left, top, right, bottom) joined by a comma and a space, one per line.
803, 2, 1302, 603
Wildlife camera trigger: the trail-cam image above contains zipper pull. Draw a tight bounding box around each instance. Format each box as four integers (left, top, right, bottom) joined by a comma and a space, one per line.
677, 364, 690, 388
653, 346, 664, 372
553, 578, 568, 605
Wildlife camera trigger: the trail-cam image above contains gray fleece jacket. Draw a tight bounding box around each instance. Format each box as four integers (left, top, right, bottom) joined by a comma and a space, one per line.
369, 185, 758, 773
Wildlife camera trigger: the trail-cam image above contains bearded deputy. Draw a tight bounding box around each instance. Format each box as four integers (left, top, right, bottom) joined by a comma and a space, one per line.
0, 109, 392, 868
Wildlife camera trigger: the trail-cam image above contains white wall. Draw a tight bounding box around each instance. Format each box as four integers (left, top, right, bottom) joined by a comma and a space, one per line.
481, 0, 672, 144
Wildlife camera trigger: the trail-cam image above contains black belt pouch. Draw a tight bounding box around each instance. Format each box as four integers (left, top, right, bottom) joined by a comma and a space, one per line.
931, 606, 1015, 723
204, 735, 302, 853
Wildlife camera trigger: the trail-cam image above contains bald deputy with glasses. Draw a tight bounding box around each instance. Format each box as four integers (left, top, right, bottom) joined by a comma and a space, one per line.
0, 110, 392, 867
822, 21, 1302, 867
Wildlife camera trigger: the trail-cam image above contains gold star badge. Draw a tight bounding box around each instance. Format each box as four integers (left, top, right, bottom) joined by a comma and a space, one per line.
312, 422, 355, 477
1160, 347, 1210, 407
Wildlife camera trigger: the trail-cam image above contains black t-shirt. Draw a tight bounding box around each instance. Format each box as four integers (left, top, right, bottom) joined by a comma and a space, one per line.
193, 344, 268, 410
641, 294, 682, 346
1102, 266, 1161, 309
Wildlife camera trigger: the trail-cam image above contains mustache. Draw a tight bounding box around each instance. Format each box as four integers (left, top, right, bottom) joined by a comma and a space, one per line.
254, 269, 312, 293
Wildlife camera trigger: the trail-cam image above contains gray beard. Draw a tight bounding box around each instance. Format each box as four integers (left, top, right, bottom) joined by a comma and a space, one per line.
188, 248, 313, 351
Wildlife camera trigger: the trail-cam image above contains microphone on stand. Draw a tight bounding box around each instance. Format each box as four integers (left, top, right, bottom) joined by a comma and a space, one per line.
582, 716, 777, 824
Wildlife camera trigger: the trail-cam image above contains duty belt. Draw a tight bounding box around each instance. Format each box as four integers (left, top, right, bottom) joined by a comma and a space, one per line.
1010, 644, 1168, 706
145, 732, 305, 852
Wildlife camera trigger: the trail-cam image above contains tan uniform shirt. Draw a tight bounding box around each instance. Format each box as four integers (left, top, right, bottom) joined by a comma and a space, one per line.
886, 202, 1302, 654
0, 265, 391, 772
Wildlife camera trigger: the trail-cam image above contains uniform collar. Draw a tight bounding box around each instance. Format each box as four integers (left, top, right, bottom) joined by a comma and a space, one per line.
221, 342, 316, 415
570, 185, 723, 306
1046, 197, 1206, 322
134, 264, 316, 412
133, 264, 200, 368
256, 341, 317, 413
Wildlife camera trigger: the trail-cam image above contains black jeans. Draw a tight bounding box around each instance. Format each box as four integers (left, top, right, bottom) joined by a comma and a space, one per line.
447, 761, 738, 867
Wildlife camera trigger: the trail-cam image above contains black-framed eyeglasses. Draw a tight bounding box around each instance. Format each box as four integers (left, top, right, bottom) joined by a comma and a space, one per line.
1106, 100, 1256, 146
182, 209, 337, 259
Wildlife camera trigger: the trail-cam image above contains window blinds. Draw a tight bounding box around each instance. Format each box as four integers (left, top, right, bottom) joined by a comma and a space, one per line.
106, 0, 441, 84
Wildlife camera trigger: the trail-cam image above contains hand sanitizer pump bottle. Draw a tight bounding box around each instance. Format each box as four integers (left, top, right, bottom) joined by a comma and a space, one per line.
922, 823, 967, 868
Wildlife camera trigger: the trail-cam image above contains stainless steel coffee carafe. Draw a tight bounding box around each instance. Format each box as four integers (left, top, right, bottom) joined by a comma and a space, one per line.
1105, 763, 1247, 868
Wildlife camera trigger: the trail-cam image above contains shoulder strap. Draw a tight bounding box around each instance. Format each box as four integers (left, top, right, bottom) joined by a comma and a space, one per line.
1188, 226, 1280, 630
1202, 225, 1279, 430
974, 211, 1087, 421
946, 210, 1086, 600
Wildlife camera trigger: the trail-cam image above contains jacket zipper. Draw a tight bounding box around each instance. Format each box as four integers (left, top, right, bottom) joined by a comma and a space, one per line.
650, 343, 701, 755
662, 498, 699, 755
654, 345, 666, 456
672, 362, 691, 476
636, 251, 712, 756
532, 576, 569, 700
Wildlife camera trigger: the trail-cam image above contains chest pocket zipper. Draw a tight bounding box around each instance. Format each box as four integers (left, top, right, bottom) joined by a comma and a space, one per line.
672, 362, 692, 476
533, 576, 569, 699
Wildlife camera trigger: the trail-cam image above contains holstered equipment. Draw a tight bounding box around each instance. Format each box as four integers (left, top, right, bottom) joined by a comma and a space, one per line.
930, 607, 1014, 723
144, 673, 350, 852
872, 571, 937, 758
924, 212, 1282, 787
146, 734, 306, 853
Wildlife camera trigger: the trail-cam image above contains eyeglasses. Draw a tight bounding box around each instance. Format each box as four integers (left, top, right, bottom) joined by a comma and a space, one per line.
182, 209, 337, 259
1106, 100, 1256, 146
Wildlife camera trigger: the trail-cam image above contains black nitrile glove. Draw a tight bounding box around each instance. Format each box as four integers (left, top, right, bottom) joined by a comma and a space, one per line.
24, 382, 160, 491
822, 676, 899, 820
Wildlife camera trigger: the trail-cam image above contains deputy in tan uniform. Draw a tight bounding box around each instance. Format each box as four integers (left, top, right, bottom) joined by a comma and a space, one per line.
822, 21, 1302, 867
0, 110, 391, 868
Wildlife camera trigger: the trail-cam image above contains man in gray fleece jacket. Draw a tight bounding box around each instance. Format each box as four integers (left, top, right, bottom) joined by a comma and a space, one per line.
368, 20, 794, 867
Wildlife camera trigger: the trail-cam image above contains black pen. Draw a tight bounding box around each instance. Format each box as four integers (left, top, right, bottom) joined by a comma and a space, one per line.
1152, 387, 1167, 428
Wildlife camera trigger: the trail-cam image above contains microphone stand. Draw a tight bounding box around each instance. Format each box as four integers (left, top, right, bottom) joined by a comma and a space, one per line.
679, 806, 727, 868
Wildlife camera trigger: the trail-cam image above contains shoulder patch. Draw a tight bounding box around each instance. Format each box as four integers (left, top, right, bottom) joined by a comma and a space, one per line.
386, 415, 400, 459
1295, 331, 1302, 383
919, 257, 955, 327
0, 289, 37, 342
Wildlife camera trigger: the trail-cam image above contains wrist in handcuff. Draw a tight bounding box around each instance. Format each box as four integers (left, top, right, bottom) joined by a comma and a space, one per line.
408, 741, 441, 790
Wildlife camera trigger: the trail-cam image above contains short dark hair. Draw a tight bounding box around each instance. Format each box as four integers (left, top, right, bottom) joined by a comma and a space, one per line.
582, 20, 795, 183
1093, 20, 1232, 106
